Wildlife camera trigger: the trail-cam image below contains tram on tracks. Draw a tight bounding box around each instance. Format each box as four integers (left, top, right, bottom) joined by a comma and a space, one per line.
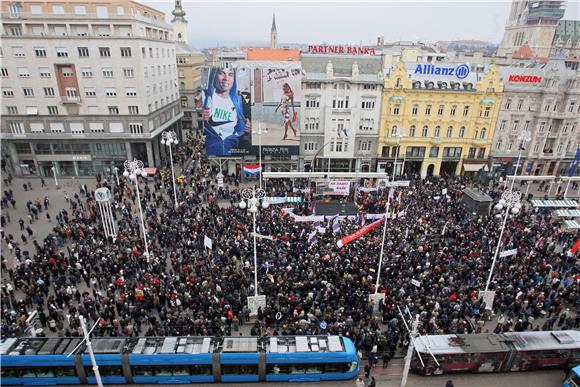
412, 330, 580, 375
0, 335, 359, 385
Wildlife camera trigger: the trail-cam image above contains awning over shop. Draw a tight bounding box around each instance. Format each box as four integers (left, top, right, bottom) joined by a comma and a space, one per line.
554, 209, 580, 217
463, 164, 486, 172
530, 199, 578, 208
564, 220, 580, 229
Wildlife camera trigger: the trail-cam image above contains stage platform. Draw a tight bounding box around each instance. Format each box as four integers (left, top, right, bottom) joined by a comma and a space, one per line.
313, 200, 358, 216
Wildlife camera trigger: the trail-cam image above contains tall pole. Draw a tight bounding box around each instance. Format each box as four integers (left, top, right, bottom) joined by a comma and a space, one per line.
400, 314, 419, 387
123, 159, 150, 261
259, 125, 263, 190
252, 211, 258, 297
79, 315, 104, 387
484, 138, 526, 293
564, 177, 572, 199
161, 131, 179, 209
240, 187, 267, 298
113, 167, 119, 185
375, 133, 401, 293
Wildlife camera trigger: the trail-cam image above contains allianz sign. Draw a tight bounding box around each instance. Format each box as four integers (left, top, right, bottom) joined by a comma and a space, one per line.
414, 64, 470, 80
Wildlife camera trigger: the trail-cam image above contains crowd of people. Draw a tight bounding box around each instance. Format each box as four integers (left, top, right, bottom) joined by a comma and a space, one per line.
1, 132, 579, 364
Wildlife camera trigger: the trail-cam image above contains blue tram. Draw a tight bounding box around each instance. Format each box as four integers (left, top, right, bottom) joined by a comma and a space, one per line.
0, 335, 359, 385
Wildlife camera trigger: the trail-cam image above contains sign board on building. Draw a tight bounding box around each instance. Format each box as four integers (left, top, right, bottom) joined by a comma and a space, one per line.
508, 75, 542, 83
414, 63, 470, 80
307, 45, 377, 55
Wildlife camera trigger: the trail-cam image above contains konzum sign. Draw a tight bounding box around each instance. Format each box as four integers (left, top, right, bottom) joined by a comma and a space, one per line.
508, 75, 542, 83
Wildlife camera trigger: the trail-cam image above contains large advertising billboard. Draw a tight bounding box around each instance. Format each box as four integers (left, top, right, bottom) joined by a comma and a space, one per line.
201, 62, 302, 157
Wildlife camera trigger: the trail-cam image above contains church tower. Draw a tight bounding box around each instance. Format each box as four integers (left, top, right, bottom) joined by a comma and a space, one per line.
270, 13, 277, 49
171, 0, 188, 43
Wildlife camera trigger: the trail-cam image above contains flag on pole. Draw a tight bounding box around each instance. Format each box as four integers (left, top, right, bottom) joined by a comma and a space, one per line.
204, 235, 213, 249
570, 239, 580, 255
307, 230, 318, 244
567, 147, 580, 177
243, 164, 262, 175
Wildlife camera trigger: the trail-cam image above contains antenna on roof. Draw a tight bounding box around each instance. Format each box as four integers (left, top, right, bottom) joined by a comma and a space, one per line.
67, 316, 104, 387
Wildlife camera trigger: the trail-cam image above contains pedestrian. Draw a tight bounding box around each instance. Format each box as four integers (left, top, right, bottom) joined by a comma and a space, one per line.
364, 363, 371, 379
368, 376, 376, 387
18, 218, 24, 231
46, 213, 51, 222
446, 380, 454, 387
41, 178, 46, 187
355, 377, 365, 387
27, 181, 32, 190
382, 352, 390, 368
23, 183, 28, 192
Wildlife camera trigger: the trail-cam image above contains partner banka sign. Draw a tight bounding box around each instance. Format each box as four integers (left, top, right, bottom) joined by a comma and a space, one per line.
414, 64, 470, 80
307, 45, 377, 55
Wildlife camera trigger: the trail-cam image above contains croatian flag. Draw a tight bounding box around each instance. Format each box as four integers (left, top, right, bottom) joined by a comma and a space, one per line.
568, 147, 580, 177
243, 164, 262, 175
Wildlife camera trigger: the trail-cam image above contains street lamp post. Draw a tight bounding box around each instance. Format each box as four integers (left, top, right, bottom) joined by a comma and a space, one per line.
239, 186, 268, 315
123, 159, 150, 261
113, 167, 119, 185
483, 132, 529, 301
374, 128, 403, 294
254, 125, 268, 190
51, 166, 59, 188
160, 130, 179, 209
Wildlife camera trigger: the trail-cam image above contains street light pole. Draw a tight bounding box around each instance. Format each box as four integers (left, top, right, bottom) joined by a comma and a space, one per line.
484, 133, 529, 294
123, 159, 150, 261
254, 125, 268, 190
113, 167, 119, 185
51, 166, 59, 188
161, 130, 179, 209
375, 128, 403, 293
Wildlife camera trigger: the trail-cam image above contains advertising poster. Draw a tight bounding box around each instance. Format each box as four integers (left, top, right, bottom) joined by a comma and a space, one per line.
201, 66, 252, 157
236, 61, 302, 157
316, 181, 351, 196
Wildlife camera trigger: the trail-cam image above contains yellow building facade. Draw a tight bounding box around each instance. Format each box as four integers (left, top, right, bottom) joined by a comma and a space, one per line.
176, 46, 205, 131
378, 61, 503, 177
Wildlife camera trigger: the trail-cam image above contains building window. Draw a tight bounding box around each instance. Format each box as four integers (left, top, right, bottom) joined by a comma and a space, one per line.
52, 4, 64, 14
434, 126, 440, 137
125, 88, 137, 97
544, 103, 550, 112
422, 126, 428, 137
358, 141, 372, 152
99, 47, 111, 57
450, 105, 457, 117
517, 99, 523, 110
61, 67, 73, 77
39, 67, 51, 78
499, 120, 506, 131
304, 142, 318, 151
459, 126, 465, 138
9, 122, 24, 135
411, 104, 418, 116
443, 147, 462, 158
6, 106, 18, 114
361, 98, 376, 109
569, 101, 576, 112
85, 88, 96, 97
129, 123, 143, 134
446, 126, 453, 137
425, 104, 432, 115
120, 47, 132, 57
12, 46, 25, 57
391, 126, 399, 136
468, 147, 476, 158
437, 104, 444, 116
23, 87, 34, 97
128, 106, 139, 114
332, 83, 349, 109
102, 68, 113, 78
406, 147, 426, 158
538, 122, 546, 134
77, 47, 89, 57
0, 68, 8, 77
35, 47, 47, 57
504, 99, 511, 109
524, 121, 530, 131
123, 68, 134, 78
70, 123, 85, 134
56, 47, 68, 57
511, 120, 519, 131
409, 125, 416, 137
2, 88, 14, 97
478, 148, 486, 159
507, 143, 513, 150
48, 106, 59, 115
480, 128, 487, 139
108, 106, 119, 115
18, 68, 30, 78
483, 106, 491, 117
105, 88, 117, 97
305, 97, 320, 108
81, 68, 93, 77
74, 5, 86, 15
496, 141, 502, 150
429, 147, 439, 158
463, 105, 470, 117
392, 104, 400, 115
89, 122, 105, 133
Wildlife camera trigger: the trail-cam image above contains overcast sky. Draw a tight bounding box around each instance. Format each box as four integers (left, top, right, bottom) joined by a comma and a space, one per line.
143, 0, 580, 49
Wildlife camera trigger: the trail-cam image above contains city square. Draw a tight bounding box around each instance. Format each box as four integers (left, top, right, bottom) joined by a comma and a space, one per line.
1, 0, 579, 386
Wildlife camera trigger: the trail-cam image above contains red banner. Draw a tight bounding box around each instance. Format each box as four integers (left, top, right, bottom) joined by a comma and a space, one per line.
336, 217, 385, 248
570, 239, 580, 254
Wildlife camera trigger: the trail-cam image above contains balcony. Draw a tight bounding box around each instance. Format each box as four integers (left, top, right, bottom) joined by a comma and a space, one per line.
60, 96, 80, 104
